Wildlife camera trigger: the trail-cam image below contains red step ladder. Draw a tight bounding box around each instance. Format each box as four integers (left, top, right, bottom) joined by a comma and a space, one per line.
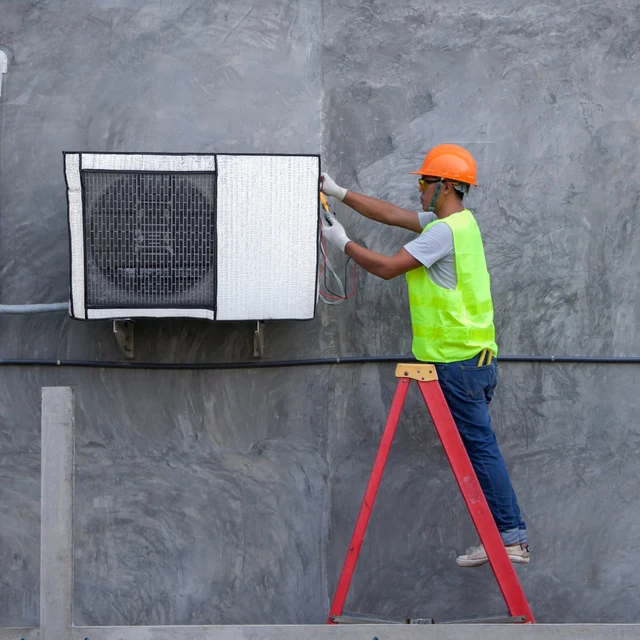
328, 363, 535, 625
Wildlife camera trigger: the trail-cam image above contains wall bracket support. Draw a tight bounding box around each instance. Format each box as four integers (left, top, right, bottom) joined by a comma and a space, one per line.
113, 320, 134, 358
253, 321, 265, 359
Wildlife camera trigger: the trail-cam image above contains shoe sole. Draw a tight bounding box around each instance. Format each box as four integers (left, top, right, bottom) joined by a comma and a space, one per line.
456, 558, 489, 567
456, 556, 530, 568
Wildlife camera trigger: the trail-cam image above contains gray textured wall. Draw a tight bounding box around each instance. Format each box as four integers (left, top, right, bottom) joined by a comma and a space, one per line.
0, 0, 639, 627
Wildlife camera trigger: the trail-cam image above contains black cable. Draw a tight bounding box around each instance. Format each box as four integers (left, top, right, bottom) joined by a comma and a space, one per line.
498, 355, 640, 364
319, 209, 347, 299
344, 256, 354, 298
0, 355, 636, 371
322, 247, 344, 298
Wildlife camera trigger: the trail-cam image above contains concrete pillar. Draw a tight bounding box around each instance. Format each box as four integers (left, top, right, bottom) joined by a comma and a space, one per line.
40, 388, 74, 640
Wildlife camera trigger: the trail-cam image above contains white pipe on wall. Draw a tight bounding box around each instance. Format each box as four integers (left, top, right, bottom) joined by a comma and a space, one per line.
0, 49, 7, 99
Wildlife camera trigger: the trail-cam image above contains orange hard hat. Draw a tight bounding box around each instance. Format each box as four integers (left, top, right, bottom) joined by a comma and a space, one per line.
410, 144, 478, 186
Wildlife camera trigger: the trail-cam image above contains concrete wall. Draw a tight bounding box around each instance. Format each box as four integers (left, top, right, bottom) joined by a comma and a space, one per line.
0, 0, 638, 627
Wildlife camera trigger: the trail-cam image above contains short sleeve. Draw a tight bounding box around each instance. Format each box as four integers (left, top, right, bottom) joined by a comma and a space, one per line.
404, 222, 454, 269
418, 211, 438, 229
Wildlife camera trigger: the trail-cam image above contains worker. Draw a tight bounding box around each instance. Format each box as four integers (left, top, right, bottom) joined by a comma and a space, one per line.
320, 144, 530, 567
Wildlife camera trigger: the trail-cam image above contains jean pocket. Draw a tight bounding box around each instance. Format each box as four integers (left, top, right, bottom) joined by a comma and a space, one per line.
460, 365, 493, 400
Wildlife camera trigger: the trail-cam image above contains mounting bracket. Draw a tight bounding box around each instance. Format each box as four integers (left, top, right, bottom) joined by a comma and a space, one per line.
113, 320, 134, 358
253, 321, 265, 358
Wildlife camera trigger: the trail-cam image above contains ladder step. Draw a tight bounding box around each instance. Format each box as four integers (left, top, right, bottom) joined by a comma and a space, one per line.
332, 610, 526, 625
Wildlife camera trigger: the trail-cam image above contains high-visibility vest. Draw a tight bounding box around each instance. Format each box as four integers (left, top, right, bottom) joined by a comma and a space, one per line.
405, 209, 498, 363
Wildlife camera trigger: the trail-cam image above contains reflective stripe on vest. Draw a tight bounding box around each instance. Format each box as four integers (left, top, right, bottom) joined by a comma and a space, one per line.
405, 209, 498, 363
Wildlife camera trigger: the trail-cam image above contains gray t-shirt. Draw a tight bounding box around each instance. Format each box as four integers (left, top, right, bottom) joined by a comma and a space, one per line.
404, 211, 457, 289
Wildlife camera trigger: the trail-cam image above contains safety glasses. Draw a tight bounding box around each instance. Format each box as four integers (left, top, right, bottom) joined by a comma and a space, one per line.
418, 177, 441, 192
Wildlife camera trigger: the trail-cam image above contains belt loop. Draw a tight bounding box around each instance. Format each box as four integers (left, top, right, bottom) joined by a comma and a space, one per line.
477, 348, 487, 367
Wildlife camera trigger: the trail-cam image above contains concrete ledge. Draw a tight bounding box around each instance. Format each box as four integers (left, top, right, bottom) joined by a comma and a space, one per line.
3, 625, 640, 640
0, 629, 40, 640
71, 624, 640, 640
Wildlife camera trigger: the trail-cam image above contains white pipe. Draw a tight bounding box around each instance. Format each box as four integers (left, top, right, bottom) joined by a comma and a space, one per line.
0, 303, 68, 314
0, 49, 7, 99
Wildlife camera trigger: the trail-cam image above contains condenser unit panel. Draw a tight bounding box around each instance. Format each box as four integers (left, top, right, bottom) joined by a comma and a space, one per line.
215, 154, 319, 321
64, 152, 320, 322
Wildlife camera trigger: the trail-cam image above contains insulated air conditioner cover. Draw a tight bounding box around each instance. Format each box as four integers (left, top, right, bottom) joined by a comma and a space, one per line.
64, 152, 320, 321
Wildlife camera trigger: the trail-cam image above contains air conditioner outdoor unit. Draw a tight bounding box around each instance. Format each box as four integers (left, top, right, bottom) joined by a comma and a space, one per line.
64, 152, 320, 321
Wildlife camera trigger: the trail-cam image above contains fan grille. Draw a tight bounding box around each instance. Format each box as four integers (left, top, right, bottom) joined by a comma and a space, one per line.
82, 171, 215, 308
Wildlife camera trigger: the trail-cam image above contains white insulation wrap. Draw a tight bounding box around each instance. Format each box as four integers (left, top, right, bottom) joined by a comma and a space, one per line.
81, 153, 216, 173
215, 155, 319, 320
65, 153, 86, 319
87, 308, 214, 320
64, 152, 320, 321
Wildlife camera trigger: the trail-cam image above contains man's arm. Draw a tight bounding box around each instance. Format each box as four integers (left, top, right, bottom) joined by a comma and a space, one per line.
321, 173, 422, 232
320, 211, 423, 280
343, 191, 423, 233
345, 242, 422, 280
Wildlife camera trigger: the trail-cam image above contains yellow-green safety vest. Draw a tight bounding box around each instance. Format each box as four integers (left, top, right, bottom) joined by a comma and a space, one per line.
405, 209, 498, 363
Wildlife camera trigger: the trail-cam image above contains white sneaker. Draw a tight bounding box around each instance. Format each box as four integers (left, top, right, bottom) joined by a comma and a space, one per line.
456, 543, 531, 567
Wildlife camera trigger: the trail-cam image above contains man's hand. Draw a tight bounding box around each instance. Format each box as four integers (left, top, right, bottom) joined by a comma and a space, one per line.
321, 212, 351, 252
320, 172, 347, 201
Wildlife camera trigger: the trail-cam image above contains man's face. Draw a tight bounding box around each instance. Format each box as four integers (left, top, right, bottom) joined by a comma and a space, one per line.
418, 176, 441, 211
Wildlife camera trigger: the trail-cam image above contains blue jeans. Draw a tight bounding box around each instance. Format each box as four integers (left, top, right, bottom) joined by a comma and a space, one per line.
434, 354, 527, 546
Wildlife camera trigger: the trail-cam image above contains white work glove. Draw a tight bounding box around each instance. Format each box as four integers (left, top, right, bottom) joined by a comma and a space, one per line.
320, 172, 347, 201
322, 212, 351, 253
